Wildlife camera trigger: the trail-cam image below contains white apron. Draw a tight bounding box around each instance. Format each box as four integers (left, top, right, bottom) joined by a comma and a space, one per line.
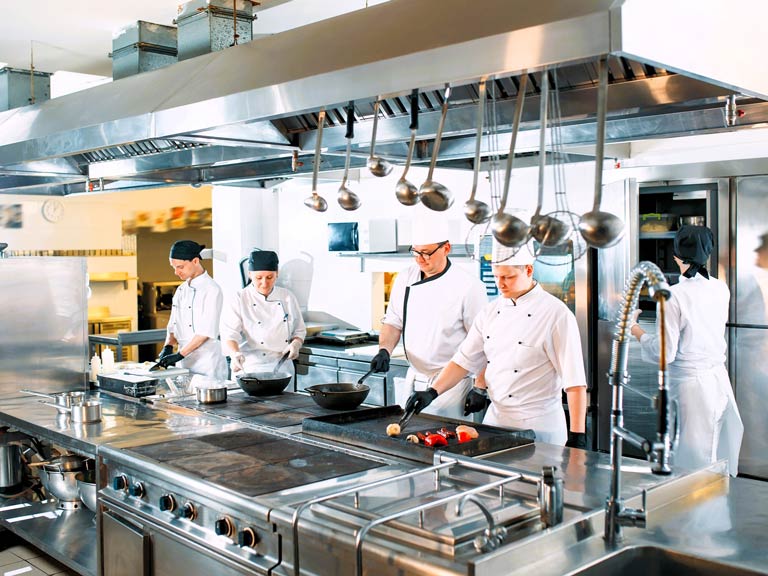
168, 272, 228, 381
394, 368, 473, 420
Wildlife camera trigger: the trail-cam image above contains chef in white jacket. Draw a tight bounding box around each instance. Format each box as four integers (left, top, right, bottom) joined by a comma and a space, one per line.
406, 240, 588, 447
221, 250, 306, 375
371, 216, 488, 419
631, 226, 743, 476
157, 240, 228, 380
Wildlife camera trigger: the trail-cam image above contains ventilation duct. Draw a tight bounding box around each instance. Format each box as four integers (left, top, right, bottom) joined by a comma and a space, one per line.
176, 0, 255, 61
111, 21, 178, 80
0, 67, 51, 111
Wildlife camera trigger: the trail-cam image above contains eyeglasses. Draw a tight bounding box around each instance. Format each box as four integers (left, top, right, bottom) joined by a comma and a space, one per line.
409, 241, 448, 259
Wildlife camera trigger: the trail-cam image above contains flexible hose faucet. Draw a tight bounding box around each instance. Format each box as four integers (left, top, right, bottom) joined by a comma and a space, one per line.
605, 261, 675, 545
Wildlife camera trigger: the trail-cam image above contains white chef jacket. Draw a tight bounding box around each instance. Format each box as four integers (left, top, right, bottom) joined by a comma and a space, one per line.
639, 273, 743, 476
384, 260, 488, 418
220, 284, 306, 374
167, 271, 228, 380
452, 283, 587, 444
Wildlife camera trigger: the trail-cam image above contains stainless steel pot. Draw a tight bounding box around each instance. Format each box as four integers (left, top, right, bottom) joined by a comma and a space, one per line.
42, 400, 102, 423
0, 439, 22, 491
22, 389, 85, 413
679, 215, 705, 227
195, 386, 227, 404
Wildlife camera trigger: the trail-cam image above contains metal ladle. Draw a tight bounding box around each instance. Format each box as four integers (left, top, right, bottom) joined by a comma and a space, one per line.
491, 73, 531, 247
419, 85, 453, 211
303, 109, 329, 212
367, 100, 393, 177
395, 89, 421, 206
464, 79, 491, 224
530, 70, 571, 247
338, 101, 361, 211
578, 57, 625, 248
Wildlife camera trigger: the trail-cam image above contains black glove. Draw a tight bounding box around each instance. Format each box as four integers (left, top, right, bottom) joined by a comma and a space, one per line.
158, 344, 174, 361
463, 387, 490, 416
565, 431, 587, 449
370, 349, 390, 373
405, 388, 438, 415
157, 352, 184, 368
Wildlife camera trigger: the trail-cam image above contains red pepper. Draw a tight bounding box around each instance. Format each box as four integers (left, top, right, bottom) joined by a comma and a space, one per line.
456, 430, 473, 443
437, 427, 456, 439
424, 433, 448, 448
416, 432, 427, 441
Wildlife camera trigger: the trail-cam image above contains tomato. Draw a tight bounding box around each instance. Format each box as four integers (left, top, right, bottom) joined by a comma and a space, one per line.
456, 430, 473, 443
424, 433, 448, 448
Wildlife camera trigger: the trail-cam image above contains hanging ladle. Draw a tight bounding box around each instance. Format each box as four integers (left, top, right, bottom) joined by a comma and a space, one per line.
578, 56, 625, 248
491, 73, 531, 247
367, 100, 393, 177
338, 101, 361, 211
419, 85, 453, 211
530, 70, 571, 247
464, 79, 491, 224
303, 109, 329, 212
395, 89, 421, 206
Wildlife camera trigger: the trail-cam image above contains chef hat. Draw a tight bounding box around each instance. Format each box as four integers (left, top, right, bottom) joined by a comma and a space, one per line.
492, 238, 535, 265
673, 226, 713, 266
248, 250, 279, 271
169, 240, 204, 260
411, 214, 451, 246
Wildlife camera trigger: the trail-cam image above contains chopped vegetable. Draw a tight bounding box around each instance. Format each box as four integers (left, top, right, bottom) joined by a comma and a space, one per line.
455, 425, 479, 439
456, 430, 473, 443
416, 432, 427, 441
405, 434, 420, 444
386, 423, 401, 437
424, 433, 448, 448
437, 427, 456, 439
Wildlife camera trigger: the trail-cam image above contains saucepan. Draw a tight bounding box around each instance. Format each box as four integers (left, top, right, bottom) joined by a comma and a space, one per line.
305, 383, 370, 410
41, 400, 102, 423
22, 390, 85, 413
195, 386, 227, 404
237, 372, 292, 396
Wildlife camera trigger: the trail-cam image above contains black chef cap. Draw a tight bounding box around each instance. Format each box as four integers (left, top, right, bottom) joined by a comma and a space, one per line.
248, 250, 279, 271
755, 233, 768, 253
674, 225, 713, 278
169, 240, 204, 261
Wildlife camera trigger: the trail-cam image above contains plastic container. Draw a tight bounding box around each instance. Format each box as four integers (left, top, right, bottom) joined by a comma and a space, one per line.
89, 355, 101, 382
101, 347, 115, 374
640, 213, 677, 232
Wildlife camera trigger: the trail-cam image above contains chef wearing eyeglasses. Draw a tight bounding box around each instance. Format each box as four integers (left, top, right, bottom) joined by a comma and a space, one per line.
221, 250, 306, 376
370, 217, 488, 419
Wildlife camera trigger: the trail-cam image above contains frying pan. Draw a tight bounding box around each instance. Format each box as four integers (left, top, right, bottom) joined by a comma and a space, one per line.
305, 383, 370, 410
236, 372, 292, 396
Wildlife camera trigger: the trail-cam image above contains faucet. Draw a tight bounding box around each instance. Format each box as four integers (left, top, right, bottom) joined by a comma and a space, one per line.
456, 494, 508, 553
604, 261, 676, 545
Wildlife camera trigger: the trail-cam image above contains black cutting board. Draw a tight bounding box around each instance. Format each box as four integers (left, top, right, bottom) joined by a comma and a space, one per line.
302, 405, 535, 464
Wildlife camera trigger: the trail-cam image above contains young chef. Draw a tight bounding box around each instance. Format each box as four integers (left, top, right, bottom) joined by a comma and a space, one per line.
405, 239, 588, 447
156, 240, 228, 380
630, 225, 744, 476
371, 216, 488, 419
221, 250, 306, 375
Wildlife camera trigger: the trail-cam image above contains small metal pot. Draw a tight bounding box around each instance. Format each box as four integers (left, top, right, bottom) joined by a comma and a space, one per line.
23, 390, 85, 413
679, 215, 705, 227
42, 400, 102, 423
195, 386, 227, 404
0, 441, 22, 492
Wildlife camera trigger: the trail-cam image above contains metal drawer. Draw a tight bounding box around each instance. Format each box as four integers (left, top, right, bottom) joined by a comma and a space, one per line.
297, 353, 338, 368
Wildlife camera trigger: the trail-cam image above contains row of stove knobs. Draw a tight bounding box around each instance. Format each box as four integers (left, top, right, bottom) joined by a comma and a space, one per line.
112, 475, 260, 548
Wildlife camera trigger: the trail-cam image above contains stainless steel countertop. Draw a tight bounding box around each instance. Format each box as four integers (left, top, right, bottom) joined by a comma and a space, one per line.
301, 341, 410, 367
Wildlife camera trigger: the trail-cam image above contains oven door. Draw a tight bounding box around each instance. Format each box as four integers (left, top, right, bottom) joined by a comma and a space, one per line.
101, 499, 269, 576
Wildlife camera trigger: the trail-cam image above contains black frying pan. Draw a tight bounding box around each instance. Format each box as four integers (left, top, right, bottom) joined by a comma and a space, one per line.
236, 372, 292, 396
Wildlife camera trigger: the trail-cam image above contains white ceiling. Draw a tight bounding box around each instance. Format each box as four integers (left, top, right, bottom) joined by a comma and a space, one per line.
1, 0, 388, 77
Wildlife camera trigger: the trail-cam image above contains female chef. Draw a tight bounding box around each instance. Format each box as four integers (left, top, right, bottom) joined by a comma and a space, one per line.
221, 250, 306, 375
157, 240, 228, 380
631, 225, 743, 476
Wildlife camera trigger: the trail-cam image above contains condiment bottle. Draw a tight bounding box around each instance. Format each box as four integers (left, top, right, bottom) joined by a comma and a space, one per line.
101, 347, 115, 373
90, 354, 101, 382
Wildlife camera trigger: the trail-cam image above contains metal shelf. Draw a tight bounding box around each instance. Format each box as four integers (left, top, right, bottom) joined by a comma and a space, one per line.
639, 231, 676, 239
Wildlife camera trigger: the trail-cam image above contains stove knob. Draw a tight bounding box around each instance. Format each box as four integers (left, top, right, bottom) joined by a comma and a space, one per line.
178, 502, 197, 520
128, 482, 145, 498
214, 517, 234, 538
158, 494, 176, 512
237, 527, 260, 548
112, 475, 128, 491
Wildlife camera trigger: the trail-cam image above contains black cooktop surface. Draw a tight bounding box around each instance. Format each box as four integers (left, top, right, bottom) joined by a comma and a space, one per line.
131, 429, 382, 496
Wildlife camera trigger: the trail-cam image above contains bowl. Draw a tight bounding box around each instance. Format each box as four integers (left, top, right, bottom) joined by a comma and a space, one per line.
39, 469, 81, 502
305, 383, 370, 410
76, 470, 97, 512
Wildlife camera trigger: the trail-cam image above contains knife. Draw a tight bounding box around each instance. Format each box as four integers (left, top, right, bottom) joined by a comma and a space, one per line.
398, 406, 416, 431
148, 361, 164, 372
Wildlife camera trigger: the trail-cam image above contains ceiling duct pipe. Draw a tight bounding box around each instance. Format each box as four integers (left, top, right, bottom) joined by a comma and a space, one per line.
176, 0, 255, 61
0, 67, 51, 111
110, 21, 178, 80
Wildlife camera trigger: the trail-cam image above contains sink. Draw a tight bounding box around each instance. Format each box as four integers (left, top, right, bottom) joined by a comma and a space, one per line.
573, 546, 763, 576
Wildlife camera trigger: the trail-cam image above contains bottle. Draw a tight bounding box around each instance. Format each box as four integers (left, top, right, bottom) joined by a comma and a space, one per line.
90, 354, 101, 382
101, 347, 115, 374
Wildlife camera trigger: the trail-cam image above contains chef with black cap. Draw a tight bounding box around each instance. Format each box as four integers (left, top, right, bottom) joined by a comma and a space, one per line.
220, 250, 306, 375
630, 225, 744, 476
157, 240, 228, 380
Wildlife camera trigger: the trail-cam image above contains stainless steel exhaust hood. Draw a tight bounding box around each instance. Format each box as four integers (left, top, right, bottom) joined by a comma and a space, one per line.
0, 0, 765, 195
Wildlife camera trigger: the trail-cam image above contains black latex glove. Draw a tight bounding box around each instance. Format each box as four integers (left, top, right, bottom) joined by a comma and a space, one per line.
565, 431, 587, 449
157, 352, 184, 368
463, 387, 490, 416
158, 344, 174, 361
370, 349, 391, 373
405, 388, 438, 415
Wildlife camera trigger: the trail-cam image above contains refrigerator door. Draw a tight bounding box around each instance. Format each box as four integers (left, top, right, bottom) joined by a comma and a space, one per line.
731, 175, 768, 479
